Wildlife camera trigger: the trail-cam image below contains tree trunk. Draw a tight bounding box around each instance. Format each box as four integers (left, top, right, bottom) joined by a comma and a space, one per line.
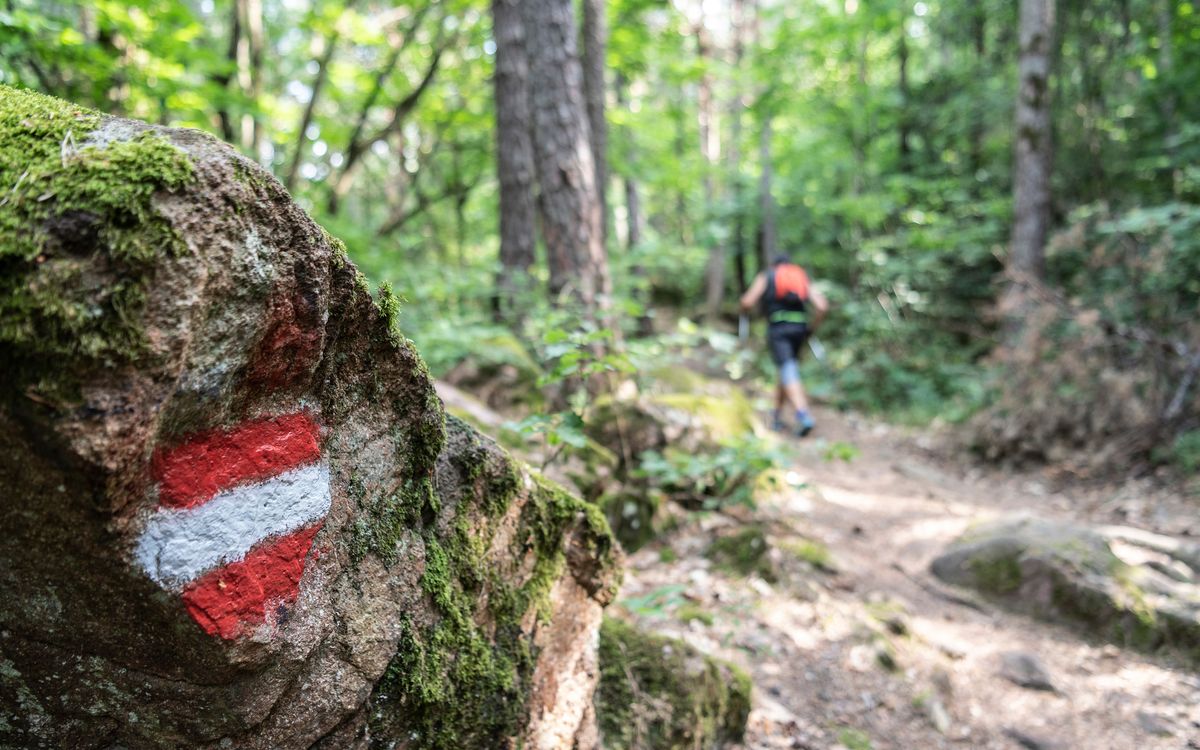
285, 1, 362, 191
216, 0, 241, 144
521, 0, 611, 330
1006, 0, 1056, 332
581, 0, 609, 247
728, 0, 747, 293
968, 4, 987, 187
492, 0, 538, 321
757, 110, 775, 271
898, 8, 911, 172
1158, 0, 1177, 194
236, 0, 264, 157
699, 20, 726, 323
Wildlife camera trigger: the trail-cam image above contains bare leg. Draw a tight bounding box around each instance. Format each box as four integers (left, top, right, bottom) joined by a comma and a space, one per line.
784, 380, 809, 412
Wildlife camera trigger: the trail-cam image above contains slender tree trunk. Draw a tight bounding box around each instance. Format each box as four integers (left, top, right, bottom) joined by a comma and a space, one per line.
237, 0, 264, 157
1006, 0, 1056, 333
1158, 0, 1178, 194
581, 0, 609, 247
616, 72, 653, 337
492, 0, 538, 321
699, 20, 726, 322
757, 110, 775, 271
286, 1, 362, 191
897, 8, 911, 172
216, 1, 241, 144
521, 0, 612, 329
968, 4, 987, 187
729, 0, 748, 293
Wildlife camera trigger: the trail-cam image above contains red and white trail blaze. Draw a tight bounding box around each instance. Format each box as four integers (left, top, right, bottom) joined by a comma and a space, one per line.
135, 411, 330, 639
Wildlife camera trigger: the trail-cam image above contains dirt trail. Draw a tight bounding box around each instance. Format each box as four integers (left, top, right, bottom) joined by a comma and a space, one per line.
614, 406, 1200, 750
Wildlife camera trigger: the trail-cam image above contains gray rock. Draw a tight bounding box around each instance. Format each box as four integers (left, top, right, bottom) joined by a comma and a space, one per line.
998, 651, 1056, 692
0, 87, 621, 749
1136, 710, 1173, 736
1003, 727, 1066, 750
931, 517, 1200, 666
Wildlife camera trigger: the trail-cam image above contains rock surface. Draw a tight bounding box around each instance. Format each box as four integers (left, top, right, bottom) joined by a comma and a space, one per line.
0, 87, 619, 749
931, 517, 1200, 665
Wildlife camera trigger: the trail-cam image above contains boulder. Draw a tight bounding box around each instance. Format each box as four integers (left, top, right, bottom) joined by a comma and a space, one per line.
595, 618, 752, 750
0, 87, 619, 749
931, 517, 1200, 665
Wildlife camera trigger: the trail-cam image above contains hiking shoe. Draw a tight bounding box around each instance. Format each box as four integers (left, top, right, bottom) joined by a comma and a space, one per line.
771, 415, 786, 433
795, 413, 815, 438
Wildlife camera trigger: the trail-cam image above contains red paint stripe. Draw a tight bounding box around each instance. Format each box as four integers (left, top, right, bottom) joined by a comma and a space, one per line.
180, 523, 322, 640
152, 412, 320, 509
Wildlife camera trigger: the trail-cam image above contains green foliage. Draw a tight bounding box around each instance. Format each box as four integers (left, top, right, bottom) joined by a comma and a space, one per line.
822, 440, 860, 463
1164, 430, 1200, 476
637, 435, 787, 510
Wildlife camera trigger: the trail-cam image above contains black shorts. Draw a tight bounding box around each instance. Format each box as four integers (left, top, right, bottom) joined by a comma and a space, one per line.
767, 322, 809, 366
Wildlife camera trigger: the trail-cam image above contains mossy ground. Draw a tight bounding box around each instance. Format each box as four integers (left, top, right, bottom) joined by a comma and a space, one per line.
596, 617, 751, 750
0, 86, 194, 396
706, 524, 776, 582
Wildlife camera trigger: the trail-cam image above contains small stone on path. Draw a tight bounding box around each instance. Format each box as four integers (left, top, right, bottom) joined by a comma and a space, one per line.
998, 651, 1056, 692
1003, 727, 1066, 750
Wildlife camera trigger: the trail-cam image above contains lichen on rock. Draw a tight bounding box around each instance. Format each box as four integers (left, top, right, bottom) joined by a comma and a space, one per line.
0, 89, 620, 750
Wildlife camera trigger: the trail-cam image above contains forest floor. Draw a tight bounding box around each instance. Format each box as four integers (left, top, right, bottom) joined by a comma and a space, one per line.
612, 405, 1200, 750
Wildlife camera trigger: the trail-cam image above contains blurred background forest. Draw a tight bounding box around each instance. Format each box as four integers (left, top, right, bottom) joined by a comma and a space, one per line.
2, 0, 1198, 482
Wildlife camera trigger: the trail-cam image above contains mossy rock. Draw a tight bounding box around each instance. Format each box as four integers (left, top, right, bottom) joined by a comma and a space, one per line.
0, 89, 621, 750
706, 524, 777, 582
598, 487, 667, 553
596, 617, 752, 750
586, 390, 760, 476
932, 517, 1200, 666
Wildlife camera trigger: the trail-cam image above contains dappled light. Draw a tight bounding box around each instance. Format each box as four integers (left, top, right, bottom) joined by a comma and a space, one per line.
1, 0, 1197, 748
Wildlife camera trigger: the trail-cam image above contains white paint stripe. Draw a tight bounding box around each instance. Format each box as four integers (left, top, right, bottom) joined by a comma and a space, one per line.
136, 463, 331, 589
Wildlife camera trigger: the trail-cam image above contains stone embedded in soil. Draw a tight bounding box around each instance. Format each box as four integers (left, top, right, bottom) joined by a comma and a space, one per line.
0, 87, 620, 750
931, 516, 1200, 666
595, 617, 752, 750
998, 651, 1056, 692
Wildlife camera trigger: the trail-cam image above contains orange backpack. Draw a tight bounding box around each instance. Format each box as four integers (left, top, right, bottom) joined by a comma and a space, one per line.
767, 264, 809, 308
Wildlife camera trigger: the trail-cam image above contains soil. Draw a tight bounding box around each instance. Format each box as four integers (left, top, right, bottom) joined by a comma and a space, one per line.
612, 406, 1200, 750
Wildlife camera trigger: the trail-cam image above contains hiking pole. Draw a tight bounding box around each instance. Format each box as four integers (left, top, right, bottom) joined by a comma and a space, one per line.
738, 313, 749, 343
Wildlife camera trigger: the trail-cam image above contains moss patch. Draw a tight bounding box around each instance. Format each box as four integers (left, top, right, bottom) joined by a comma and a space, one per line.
706, 524, 776, 582
596, 617, 751, 750
367, 419, 619, 748
0, 86, 194, 395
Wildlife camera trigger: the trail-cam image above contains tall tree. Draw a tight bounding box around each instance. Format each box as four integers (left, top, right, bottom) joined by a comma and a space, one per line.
521, 0, 612, 327
757, 107, 776, 270
728, 0, 749, 293
1006, 0, 1056, 332
492, 0, 538, 320
581, 0, 609, 246
698, 12, 726, 322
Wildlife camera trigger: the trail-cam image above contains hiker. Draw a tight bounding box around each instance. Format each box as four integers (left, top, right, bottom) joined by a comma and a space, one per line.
739, 254, 829, 436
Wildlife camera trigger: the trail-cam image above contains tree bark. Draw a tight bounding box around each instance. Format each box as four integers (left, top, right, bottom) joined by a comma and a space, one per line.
757, 109, 775, 271
285, 0, 362, 191
698, 18, 727, 323
581, 0, 609, 247
1006, 0, 1056, 333
236, 0, 264, 157
521, 0, 611, 329
729, 0, 747, 293
898, 8, 911, 172
492, 0, 538, 321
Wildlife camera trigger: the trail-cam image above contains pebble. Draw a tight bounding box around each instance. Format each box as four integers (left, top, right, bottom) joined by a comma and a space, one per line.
998, 651, 1056, 692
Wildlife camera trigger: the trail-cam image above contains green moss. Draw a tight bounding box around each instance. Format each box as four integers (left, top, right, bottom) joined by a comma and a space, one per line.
368, 420, 620, 748
676, 604, 714, 627
782, 538, 834, 571
346, 474, 438, 566
596, 617, 751, 750
599, 488, 663, 553
706, 524, 776, 582
649, 392, 757, 440
968, 553, 1023, 594
0, 86, 194, 395
837, 727, 874, 750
